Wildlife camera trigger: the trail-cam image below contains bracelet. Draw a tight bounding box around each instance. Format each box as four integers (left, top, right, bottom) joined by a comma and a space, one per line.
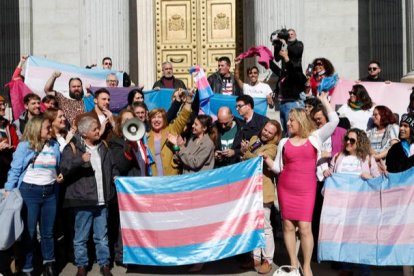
173, 145, 180, 152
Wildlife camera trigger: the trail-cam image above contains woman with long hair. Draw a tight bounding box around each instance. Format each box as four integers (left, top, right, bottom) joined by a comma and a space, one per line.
167, 114, 216, 174
366, 105, 399, 161
306, 57, 338, 97
44, 107, 75, 152
337, 84, 374, 131
263, 92, 339, 276
324, 128, 380, 276
4, 115, 62, 276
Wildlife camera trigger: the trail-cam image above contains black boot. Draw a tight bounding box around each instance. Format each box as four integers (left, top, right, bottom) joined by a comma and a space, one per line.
43, 262, 57, 276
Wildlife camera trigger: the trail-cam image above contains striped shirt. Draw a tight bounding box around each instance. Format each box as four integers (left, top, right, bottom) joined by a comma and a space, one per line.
23, 144, 57, 185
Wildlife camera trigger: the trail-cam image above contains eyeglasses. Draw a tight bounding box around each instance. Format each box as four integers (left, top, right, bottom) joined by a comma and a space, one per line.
315, 62, 323, 66
104, 62, 112, 66
349, 91, 356, 96
368, 67, 378, 71
344, 136, 356, 145
235, 104, 246, 110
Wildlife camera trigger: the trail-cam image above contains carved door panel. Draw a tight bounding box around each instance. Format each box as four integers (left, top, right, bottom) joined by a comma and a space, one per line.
155, 0, 238, 87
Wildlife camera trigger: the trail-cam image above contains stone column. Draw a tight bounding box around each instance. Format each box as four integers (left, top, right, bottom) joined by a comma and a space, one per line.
401, 0, 414, 83
135, 0, 156, 88
79, 0, 129, 73
243, 0, 304, 78
19, 0, 32, 56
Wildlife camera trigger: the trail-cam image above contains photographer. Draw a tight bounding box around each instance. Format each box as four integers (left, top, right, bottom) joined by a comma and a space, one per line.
269, 28, 306, 134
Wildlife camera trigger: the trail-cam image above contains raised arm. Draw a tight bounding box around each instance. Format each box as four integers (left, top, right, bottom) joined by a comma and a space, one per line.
315, 92, 339, 143
44, 71, 62, 96
234, 58, 245, 89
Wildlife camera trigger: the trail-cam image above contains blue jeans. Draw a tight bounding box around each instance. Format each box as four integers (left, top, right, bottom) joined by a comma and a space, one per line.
19, 182, 57, 272
73, 206, 110, 267
280, 100, 304, 135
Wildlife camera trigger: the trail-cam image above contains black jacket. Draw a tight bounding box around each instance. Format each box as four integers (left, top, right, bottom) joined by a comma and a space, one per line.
108, 135, 142, 177
270, 59, 306, 101
60, 135, 118, 208
239, 112, 269, 142
207, 72, 242, 96
386, 142, 414, 173
152, 76, 187, 90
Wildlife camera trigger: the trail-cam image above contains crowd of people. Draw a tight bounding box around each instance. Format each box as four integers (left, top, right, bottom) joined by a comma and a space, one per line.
0, 27, 414, 276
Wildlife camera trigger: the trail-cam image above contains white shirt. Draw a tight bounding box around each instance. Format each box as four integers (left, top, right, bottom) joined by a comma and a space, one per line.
337, 104, 373, 131
243, 82, 272, 98
86, 143, 105, 205
23, 144, 57, 185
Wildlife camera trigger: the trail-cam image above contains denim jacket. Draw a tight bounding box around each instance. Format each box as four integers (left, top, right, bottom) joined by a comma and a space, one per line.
4, 140, 61, 191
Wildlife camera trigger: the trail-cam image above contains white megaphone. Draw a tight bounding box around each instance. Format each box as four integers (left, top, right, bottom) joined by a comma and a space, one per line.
122, 118, 146, 141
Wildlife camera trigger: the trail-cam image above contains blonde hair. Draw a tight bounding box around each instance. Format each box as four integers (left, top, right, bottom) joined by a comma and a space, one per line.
288, 108, 316, 138
22, 115, 48, 152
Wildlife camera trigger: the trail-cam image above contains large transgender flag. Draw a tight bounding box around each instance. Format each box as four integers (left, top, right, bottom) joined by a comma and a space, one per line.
24, 56, 123, 98
115, 157, 265, 266
318, 168, 414, 265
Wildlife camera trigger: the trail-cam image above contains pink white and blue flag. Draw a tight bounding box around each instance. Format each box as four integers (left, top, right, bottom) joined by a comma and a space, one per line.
318, 168, 414, 265
115, 157, 265, 266
24, 56, 123, 98
189, 65, 215, 117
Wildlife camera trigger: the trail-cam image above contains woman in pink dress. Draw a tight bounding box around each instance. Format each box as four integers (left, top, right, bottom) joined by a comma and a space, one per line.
264, 92, 338, 276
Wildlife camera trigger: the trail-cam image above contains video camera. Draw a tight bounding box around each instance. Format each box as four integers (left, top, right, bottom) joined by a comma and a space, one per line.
270, 28, 289, 60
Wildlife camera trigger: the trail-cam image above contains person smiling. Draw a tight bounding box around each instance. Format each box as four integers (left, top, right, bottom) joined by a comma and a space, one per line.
263, 92, 338, 276
4, 115, 62, 276
44, 107, 76, 152
147, 90, 193, 176
386, 113, 414, 173
337, 84, 374, 131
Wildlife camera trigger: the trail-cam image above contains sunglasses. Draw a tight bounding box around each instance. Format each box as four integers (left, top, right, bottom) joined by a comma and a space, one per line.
315, 62, 323, 66
344, 136, 356, 145
104, 62, 112, 66
235, 104, 246, 109
368, 67, 378, 71
349, 91, 356, 96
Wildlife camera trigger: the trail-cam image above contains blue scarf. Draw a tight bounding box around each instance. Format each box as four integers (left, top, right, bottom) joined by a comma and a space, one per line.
401, 140, 411, 157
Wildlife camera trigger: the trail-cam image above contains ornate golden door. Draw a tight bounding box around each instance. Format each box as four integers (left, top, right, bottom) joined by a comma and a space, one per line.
155, 0, 241, 87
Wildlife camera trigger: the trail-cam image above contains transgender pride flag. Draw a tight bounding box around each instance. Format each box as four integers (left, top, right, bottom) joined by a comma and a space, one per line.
318, 168, 414, 265
189, 65, 214, 117
115, 157, 265, 266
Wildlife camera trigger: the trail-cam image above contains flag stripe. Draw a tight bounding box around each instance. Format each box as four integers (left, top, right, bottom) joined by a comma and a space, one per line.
321, 204, 414, 226
119, 191, 263, 231
122, 210, 264, 248
320, 224, 414, 245
117, 175, 262, 212
123, 229, 264, 266
319, 242, 414, 266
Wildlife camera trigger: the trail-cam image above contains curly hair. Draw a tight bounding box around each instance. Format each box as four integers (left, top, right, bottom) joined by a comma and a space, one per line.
348, 84, 373, 110
288, 108, 317, 138
341, 128, 371, 160
312, 58, 335, 76
374, 105, 397, 128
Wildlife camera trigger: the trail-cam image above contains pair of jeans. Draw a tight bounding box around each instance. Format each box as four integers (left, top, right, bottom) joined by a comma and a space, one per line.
280, 100, 304, 134
19, 182, 57, 272
73, 206, 110, 267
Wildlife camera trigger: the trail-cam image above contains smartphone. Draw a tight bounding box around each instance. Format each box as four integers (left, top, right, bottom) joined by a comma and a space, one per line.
281, 44, 288, 51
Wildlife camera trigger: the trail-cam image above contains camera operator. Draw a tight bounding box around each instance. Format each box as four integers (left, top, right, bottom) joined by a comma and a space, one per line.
269, 28, 306, 134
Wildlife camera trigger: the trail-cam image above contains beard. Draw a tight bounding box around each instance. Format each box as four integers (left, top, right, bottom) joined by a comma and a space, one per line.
69, 90, 84, 100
